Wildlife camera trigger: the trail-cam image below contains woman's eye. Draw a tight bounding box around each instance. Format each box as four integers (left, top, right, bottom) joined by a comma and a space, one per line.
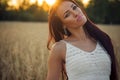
64, 12, 70, 18
73, 5, 77, 10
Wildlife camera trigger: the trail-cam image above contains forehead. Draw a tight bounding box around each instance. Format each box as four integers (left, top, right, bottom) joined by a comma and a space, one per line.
56, 1, 74, 16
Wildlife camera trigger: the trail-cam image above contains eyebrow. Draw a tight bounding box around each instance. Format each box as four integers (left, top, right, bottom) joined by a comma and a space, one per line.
63, 4, 74, 16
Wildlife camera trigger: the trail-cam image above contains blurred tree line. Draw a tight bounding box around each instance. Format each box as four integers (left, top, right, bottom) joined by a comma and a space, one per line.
86, 0, 120, 24
0, 0, 120, 24
0, 0, 48, 22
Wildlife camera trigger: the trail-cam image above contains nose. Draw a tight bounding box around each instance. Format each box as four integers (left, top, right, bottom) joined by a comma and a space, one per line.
71, 10, 78, 18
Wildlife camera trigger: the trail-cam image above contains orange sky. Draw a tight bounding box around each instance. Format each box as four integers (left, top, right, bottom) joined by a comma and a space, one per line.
7, 0, 90, 10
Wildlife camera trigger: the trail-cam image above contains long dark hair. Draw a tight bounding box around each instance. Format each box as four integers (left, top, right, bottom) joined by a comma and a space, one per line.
47, 0, 118, 80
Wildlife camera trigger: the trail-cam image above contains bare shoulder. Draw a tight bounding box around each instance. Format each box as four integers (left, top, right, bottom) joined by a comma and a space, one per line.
51, 41, 66, 54
48, 41, 66, 61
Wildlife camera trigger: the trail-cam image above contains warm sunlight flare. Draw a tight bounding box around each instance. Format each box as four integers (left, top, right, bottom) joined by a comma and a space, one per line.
37, 0, 44, 6
7, 0, 90, 10
29, 0, 37, 5
8, 0, 21, 9
7, 0, 56, 10
82, 0, 90, 7
45, 0, 56, 6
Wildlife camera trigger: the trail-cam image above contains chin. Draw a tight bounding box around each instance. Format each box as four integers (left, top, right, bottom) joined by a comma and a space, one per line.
78, 19, 87, 27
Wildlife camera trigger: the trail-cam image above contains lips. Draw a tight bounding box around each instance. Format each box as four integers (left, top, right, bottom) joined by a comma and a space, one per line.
77, 15, 82, 22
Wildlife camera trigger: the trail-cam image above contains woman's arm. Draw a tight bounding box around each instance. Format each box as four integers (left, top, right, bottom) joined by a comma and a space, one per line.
46, 43, 63, 80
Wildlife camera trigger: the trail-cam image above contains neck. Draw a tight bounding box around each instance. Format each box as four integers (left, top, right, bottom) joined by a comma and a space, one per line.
69, 26, 89, 41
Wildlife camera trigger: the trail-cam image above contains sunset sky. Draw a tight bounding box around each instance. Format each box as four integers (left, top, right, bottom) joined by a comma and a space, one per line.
7, 0, 90, 10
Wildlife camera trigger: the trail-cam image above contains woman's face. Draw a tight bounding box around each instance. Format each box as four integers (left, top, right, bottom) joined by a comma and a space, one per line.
56, 1, 87, 29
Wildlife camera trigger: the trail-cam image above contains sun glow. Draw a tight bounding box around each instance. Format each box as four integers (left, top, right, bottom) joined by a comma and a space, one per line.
29, 0, 37, 5
7, 0, 91, 10
82, 0, 90, 7
8, 0, 17, 6
45, 0, 56, 6
7, 0, 23, 9
37, 0, 44, 6
7, 0, 56, 10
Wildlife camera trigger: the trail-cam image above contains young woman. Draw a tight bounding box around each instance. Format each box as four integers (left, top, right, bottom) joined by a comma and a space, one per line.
46, 0, 119, 80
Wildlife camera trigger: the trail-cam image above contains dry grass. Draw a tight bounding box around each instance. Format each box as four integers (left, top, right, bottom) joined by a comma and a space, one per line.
0, 22, 49, 80
0, 22, 120, 80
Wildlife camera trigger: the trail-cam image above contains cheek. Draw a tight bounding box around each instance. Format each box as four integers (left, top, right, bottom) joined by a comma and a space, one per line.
64, 17, 76, 27
64, 16, 87, 28
80, 15, 87, 25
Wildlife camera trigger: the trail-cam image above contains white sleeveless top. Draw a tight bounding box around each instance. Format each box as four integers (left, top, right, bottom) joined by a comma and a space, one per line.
62, 40, 111, 80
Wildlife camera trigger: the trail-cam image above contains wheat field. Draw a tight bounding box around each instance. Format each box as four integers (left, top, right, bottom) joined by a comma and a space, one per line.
0, 22, 120, 80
